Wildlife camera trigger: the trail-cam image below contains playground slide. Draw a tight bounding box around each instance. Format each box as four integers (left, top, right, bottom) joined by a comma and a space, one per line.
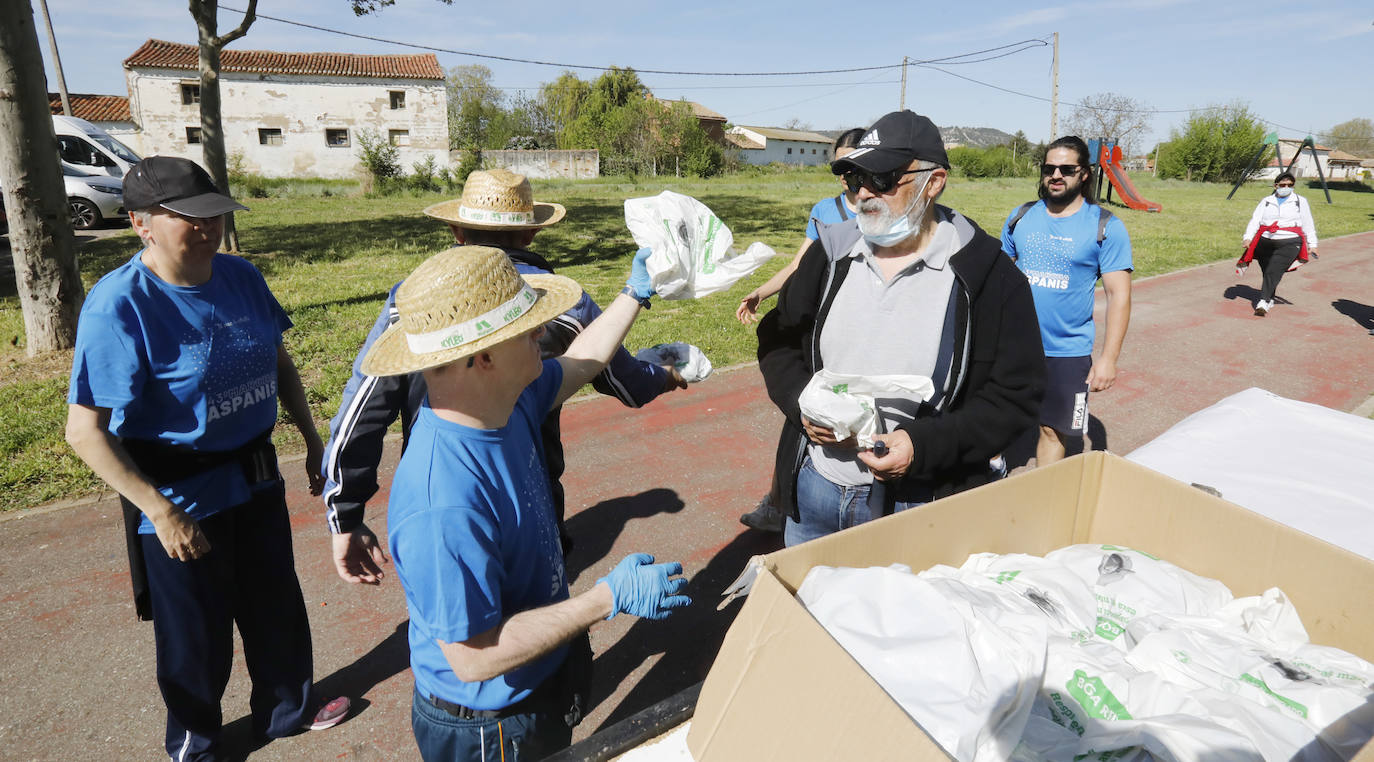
1101, 145, 1162, 212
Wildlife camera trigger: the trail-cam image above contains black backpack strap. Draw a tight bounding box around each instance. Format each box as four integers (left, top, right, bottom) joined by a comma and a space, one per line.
833, 194, 848, 220
1096, 206, 1115, 244
1006, 201, 1037, 236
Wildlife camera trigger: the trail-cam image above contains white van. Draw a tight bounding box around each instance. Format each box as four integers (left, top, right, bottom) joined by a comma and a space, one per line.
53, 115, 142, 178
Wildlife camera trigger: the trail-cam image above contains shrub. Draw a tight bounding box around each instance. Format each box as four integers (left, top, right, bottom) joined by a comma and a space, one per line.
356, 129, 402, 193
409, 155, 440, 193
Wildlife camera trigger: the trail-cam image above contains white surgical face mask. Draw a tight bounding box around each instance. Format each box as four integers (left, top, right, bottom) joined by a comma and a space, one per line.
1275, 186, 1293, 197
858, 172, 932, 248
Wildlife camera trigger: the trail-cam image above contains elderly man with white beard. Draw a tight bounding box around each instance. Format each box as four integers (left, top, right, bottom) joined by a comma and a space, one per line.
756, 110, 1047, 546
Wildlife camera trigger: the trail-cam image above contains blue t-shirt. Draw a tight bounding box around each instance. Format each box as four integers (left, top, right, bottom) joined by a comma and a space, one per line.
1001, 201, 1133, 357
804, 194, 854, 240
388, 360, 570, 710
68, 252, 291, 531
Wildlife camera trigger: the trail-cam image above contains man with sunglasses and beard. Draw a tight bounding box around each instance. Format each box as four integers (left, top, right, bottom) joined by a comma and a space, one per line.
1001, 136, 1134, 467
757, 110, 1045, 546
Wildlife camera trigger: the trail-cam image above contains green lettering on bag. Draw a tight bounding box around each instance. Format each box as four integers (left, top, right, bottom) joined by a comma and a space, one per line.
699, 216, 723, 274
1067, 670, 1132, 721
994, 571, 1021, 584
1095, 616, 1125, 640
830, 383, 848, 394
1239, 673, 1308, 718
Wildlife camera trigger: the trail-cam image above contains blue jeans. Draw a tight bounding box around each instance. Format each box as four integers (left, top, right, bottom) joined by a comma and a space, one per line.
412, 687, 571, 762
784, 457, 925, 547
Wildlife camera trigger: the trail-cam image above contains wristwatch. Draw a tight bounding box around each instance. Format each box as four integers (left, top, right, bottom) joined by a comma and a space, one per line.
621, 286, 652, 309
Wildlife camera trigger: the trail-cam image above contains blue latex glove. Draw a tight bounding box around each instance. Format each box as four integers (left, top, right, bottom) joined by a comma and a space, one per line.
625, 247, 655, 301
596, 552, 691, 620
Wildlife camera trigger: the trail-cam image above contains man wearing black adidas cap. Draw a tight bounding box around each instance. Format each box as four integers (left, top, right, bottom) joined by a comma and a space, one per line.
757, 110, 1046, 546
65, 156, 349, 760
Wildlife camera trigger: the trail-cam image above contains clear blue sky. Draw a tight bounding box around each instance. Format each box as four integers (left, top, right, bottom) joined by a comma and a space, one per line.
35, 0, 1374, 152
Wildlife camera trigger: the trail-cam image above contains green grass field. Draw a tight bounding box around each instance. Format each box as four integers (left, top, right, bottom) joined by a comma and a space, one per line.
2, 169, 1372, 511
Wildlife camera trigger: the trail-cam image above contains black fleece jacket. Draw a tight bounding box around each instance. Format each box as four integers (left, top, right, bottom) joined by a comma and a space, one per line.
757, 207, 1046, 517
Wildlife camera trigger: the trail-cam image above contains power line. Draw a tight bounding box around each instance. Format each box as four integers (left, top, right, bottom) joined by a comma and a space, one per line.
220, 5, 906, 76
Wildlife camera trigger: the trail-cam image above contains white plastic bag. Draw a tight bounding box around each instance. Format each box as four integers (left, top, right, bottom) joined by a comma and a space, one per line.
796, 370, 935, 446
634, 342, 713, 382
1045, 544, 1234, 646
623, 190, 776, 299
798, 564, 1045, 762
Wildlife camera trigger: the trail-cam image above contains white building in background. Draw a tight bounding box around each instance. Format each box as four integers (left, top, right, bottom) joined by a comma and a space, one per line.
121, 39, 448, 179
726, 126, 833, 166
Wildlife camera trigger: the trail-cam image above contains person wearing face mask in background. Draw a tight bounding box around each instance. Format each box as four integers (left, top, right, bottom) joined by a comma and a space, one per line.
756, 110, 1046, 546
1236, 171, 1318, 317
735, 127, 865, 534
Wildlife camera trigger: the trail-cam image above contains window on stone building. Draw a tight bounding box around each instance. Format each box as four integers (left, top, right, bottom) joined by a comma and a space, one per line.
389, 129, 410, 147
186, 127, 202, 144
326, 128, 350, 147
390, 90, 406, 109
787, 147, 793, 155
258, 128, 283, 146
181, 82, 200, 105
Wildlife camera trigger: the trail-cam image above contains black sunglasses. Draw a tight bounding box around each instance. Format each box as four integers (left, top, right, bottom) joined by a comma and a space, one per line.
1040, 163, 1083, 177
841, 167, 928, 194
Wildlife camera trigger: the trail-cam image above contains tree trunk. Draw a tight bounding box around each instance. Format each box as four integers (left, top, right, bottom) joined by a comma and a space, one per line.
0, 0, 84, 355
190, 0, 255, 253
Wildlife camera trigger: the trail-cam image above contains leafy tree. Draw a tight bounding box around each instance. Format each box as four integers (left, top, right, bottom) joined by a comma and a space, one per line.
1323, 118, 1374, 156
1064, 91, 1153, 156
539, 72, 591, 149
349, 0, 450, 14
1156, 103, 1266, 183
0, 0, 83, 354
446, 64, 506, 151
656, 101, 723, 177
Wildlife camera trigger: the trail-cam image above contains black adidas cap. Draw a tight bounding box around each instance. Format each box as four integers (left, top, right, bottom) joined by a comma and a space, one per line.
123, 156, 248, 218
831, 110, 949, 175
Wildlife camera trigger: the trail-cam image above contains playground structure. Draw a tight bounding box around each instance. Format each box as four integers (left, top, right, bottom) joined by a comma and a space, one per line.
1089, 138, 1162, 212
1227, 132, 1332, 204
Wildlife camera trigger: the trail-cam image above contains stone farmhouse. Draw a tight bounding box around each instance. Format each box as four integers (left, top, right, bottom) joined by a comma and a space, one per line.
726, 125, 833, 166
115, 39, 448, 179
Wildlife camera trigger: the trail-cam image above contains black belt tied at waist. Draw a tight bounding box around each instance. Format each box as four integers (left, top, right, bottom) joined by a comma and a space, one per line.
118, 428, 278, 621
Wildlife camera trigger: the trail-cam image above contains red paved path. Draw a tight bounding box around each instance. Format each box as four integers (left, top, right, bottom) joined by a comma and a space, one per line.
2, 232, 1371, 760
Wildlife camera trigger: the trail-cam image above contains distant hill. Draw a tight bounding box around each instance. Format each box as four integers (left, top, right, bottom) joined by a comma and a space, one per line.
939, 126, 1016, 149
816, 125, 1017, 150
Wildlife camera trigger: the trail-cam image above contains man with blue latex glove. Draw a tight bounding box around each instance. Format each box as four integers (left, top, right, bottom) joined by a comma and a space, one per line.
622, 247, 655, 307
597, 553, 691, 619
362, 245, 690, 762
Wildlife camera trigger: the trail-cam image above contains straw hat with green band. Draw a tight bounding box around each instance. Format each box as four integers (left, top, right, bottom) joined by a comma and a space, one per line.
423, 168, 566, 231
361, 246, 581, 377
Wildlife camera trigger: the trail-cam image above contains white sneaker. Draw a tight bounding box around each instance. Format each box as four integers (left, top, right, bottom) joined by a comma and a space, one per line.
1255, 301, 1269, 317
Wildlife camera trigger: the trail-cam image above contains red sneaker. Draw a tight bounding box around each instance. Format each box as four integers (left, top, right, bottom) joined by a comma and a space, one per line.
307, 696, 351, 731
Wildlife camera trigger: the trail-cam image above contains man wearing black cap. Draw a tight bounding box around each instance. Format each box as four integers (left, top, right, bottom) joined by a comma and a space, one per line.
757, 110, 1046, 546
65, 156, 349, 760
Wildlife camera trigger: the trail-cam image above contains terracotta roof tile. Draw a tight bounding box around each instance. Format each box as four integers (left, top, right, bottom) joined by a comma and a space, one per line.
653, 97, 726, 122
48, 93, 131, 122
123, 39, 444, 80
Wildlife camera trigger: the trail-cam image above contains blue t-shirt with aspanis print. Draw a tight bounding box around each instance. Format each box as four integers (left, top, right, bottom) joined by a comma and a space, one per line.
387, 360, 569, 711
1001, 201, 1133, 357
68, 251, 291, 531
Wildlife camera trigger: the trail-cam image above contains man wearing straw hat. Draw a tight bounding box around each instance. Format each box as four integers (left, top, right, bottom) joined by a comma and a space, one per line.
322, 169, 685, 585
362, 244, 691, 760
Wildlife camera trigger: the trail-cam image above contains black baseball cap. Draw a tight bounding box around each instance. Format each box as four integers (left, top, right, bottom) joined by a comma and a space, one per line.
123, 156, 248, 217
831, 110, 949, 175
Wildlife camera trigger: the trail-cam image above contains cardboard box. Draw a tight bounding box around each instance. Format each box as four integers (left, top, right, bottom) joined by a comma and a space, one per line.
687, 452, 1374, 761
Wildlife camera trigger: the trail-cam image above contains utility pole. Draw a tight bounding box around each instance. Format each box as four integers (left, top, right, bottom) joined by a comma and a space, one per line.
36, 0, 70, 116
1049, 32, 1059, 139
899, 56, 908, 111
